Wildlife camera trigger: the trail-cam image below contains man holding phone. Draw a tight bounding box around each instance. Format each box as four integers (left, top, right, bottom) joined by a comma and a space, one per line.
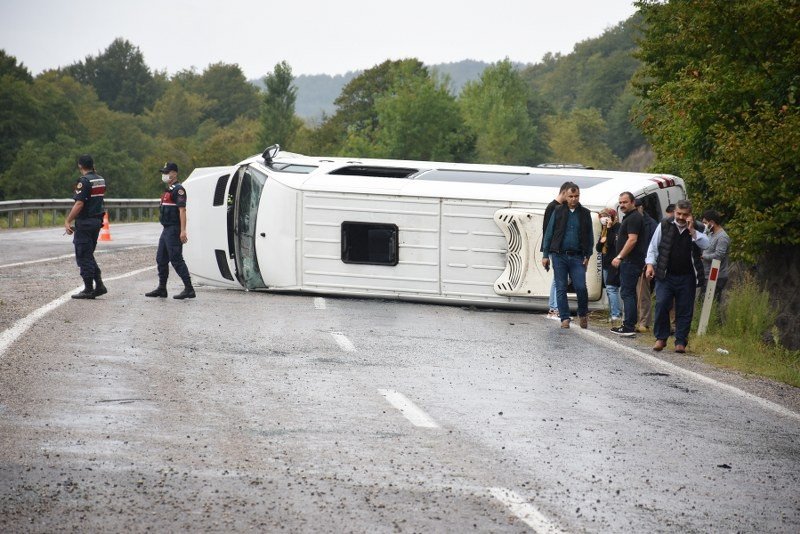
645, 199, 709, 353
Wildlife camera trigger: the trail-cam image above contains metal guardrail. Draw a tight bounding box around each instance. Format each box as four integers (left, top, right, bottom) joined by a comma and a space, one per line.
0, 198, 160, 228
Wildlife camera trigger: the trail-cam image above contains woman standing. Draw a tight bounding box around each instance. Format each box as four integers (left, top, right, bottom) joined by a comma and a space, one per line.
596, 208, 621, 324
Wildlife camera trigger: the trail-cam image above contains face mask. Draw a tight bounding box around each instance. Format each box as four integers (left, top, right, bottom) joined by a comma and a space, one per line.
600, 216, 610, 226
162, 174, 171, 184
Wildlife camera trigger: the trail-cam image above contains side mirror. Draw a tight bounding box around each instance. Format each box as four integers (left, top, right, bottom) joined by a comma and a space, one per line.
262, 144, 280, 164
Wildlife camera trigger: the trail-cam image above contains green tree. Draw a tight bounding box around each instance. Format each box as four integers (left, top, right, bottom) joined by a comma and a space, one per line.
634, 0, 800, 261
175, 63, 259, 126
547, 108, 620, 169
313, 59, 429, 155
64, 38, 160, 114
147, 83, 211, 138
259, 61, 299, 148
459, 59, 548, 165
349, 73, 472, 161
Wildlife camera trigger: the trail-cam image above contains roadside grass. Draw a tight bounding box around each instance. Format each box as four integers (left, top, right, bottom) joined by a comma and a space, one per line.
1, 211, 159, 229
690, 274, 800, 387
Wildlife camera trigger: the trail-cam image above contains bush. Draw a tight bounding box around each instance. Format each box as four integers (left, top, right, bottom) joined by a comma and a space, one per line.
715, 273, 777, 342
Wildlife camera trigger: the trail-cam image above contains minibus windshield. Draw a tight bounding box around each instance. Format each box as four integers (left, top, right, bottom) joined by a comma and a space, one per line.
233, 166, 267, 289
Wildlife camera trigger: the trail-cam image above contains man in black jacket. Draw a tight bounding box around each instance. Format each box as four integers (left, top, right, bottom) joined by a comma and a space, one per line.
541, 184, 594, 329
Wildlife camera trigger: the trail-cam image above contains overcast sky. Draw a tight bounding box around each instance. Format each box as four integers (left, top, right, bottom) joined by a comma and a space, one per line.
1, 0, 637, 78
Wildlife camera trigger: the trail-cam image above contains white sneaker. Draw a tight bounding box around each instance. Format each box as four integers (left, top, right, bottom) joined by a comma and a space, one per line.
546, 309, 560, 320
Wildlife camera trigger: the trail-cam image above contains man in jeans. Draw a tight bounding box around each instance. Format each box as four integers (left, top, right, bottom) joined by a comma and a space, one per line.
610, 192, 645, 336
541, 184, 594, 329
542, 182, 577, 319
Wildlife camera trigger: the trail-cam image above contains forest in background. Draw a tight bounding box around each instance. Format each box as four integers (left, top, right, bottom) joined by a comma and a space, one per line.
1, 1, 797, 274
0, 13, 643, 204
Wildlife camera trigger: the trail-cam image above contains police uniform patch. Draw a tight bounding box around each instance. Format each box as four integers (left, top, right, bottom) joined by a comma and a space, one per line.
76, 183, 83, 189
178, 189, 185, 195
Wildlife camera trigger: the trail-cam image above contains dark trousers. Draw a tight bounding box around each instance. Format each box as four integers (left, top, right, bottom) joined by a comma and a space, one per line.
552, 253, 588, 321
654, 273, 696, 347
619, 262, 642, 330
73, 217, 102, 282
157, 225, 191, 286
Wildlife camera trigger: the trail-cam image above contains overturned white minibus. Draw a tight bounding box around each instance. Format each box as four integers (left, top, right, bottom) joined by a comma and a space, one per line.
182, 146, 686, 310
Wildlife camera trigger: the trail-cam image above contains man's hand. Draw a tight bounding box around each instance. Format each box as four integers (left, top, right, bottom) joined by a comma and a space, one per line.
687, 215, 695, 236
646, 264, 655, 280
541, 258, 549, 269
64, 221, 73, 235
582, 257, 589, 267
611, 257, 621, 268
180, 231, 188, 244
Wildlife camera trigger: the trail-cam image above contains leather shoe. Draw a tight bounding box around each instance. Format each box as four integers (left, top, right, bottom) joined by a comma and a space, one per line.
145, 287, 167, 298
560, 319, 570, 329
71, 289, 95, 299
675, 344, 686, 353
652, 339, 667, 352
579, 316, 588, 329
173, 287, 196, 300
94, 283, 108, 297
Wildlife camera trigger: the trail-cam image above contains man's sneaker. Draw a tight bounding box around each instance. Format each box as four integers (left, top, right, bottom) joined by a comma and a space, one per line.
635, 324, 650, 333
610, 326, 636, 337
675, 344, 686, 354
94, 283, 108, 297
579, 316, 588, 329
546, 309, 560, 320
173, 287, 196, 300
145, 287, 168, 298
560, 319, 570, 329
653, 339, 667, 352
71, 289, 95, 299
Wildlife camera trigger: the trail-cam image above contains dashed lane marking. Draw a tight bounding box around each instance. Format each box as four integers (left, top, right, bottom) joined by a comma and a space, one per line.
329, 331, 355, 352
378, 389, 440, 429
488, 487, 568, 533
0, 266, 155, 359
0, 245, 154, 269
314, 297, 326, 310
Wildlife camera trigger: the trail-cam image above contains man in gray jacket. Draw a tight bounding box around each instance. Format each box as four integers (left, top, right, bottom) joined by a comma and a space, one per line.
701, 209, 731, 300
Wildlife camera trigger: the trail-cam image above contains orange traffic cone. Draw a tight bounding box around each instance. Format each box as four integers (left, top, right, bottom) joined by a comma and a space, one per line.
99, 213, 112, 241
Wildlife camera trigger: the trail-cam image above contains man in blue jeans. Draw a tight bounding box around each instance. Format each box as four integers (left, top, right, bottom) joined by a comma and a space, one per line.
646, 199, 709, 353
610, 192, 645, 336
541, 184, 594, 329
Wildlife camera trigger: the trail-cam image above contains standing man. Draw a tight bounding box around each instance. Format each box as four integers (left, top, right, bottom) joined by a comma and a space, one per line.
610, 192, 645, 336
145, 162, 196, 300
700, 209, 731, 300
541, 184, 594, 329
542, 182, 577, 319
634, 198, 658, 333
646, 199, 709, 353
64, 154, 107, 299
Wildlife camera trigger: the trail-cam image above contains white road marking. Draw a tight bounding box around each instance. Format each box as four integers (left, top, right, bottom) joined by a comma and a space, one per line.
488, 487, 567, 533
378, 389, 440, 428
329, 331, 355, 352
314, 297, 326, 309
0, 245, 154, 269
0, 266, 155, 359
566, 319, 800, 422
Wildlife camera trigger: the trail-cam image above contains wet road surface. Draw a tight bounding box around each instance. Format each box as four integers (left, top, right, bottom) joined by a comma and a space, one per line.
1, 224, 799, 532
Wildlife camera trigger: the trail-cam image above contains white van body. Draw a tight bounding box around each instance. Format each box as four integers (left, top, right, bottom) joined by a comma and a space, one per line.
182, 150, 686, 310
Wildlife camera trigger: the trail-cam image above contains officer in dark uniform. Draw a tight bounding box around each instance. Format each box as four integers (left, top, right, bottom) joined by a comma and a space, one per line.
145, 162, 196, 299
64, 154, 107, 299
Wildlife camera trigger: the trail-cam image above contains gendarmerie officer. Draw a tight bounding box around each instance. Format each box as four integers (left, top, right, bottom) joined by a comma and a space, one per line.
145, 162, 195, 299
64, 154, 107, 299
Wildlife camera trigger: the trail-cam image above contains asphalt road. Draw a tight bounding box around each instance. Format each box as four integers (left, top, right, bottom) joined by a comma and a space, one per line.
1, 223, 799, 533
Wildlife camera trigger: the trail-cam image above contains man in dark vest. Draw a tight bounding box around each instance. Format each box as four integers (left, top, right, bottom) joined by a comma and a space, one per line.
64, 154, 107, 299
145, 162, 195, 299
541, 184, 594, 329
645, 199, 709, 353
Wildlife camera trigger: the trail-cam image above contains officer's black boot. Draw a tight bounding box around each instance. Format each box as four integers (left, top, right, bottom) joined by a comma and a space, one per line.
72, 279, 96, 299
94, 271, 107, 297
173, 283, 196, 300
145, 285, 168, 298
